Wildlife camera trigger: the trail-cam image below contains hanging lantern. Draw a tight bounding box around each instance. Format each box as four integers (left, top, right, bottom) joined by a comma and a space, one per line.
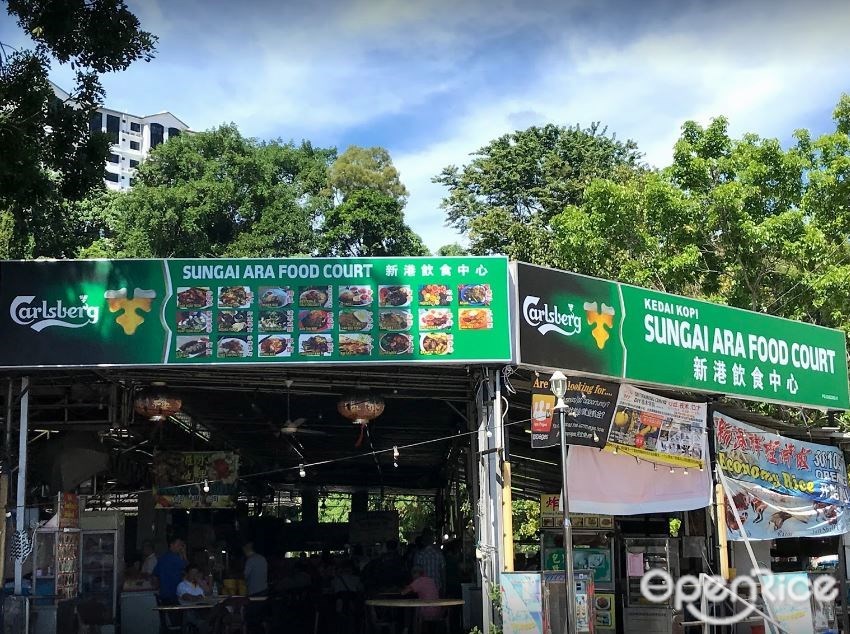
337, 391, 385, 447
134, 391, 182, 422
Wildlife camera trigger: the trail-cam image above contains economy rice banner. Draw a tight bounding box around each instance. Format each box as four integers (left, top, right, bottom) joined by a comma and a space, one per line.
715, 412, 850, 540
604, 384, 707, 469
722, 477, 849, 541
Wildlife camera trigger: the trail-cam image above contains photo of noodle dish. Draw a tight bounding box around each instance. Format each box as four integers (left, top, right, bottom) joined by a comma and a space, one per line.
338, 286, 373, 307
177, 287, 211, 309
176, 336, 211, 358
299, 310, 333, 332
176, 311, 210, 333
338, 310, 372, 332
459, 308, 493, 330
339, 334, 373, 357
298, 286, 331, 308
419, 308, 452, 330
258, 310, 293, 333
218, 286, 252, 308
299, 334, 333, 356
420, 332, 453, 355
217, 310, 252, 333
259, 286, 293, 308
378, 310, 412, 332
217, 336, 251, 358
258, 334, 292, 357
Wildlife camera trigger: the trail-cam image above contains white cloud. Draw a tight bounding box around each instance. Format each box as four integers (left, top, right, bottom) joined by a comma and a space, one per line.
395, 0, 850, 249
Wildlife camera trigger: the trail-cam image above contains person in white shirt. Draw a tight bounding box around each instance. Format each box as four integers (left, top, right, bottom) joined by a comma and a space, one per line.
141, 541, 157, 577
176, 567, 211, 633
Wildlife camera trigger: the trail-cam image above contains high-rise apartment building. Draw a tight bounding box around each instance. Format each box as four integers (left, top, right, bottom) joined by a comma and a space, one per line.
52, 82, 191, 192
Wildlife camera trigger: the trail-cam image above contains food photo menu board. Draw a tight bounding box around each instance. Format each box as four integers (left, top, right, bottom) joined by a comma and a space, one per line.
169, 256, 510, 365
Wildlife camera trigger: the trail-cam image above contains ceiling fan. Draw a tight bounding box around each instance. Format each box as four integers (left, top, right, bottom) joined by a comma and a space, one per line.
279, 380, 326, 437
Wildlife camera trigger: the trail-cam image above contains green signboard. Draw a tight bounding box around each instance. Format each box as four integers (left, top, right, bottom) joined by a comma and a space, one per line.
0, 257, 511, 367
515, 262, 850, 410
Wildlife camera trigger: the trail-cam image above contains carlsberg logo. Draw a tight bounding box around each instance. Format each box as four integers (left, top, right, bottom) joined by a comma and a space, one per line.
11, 295, 100, 332
523, 295, 582, 337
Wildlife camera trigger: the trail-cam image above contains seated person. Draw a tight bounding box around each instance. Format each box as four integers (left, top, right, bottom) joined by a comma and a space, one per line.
177, 566, 210, 604
177, 566, 211, 633
402, 566, 444, 621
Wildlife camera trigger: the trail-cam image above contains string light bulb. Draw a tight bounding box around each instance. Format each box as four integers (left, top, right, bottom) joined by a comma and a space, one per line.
203, 479, 210, 493
669, 466, 675, 474
593, 432, 599, 443
683, 468, 689, 476
612, 446, 618, 455
299, 464, 306, 478
393, 446, 399, 459
486, 427, 492, 438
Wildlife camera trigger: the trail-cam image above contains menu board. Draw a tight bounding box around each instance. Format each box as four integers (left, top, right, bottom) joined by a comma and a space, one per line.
153, 452, 239, 509
56, 531, 80, 600
169, 257, 508, 364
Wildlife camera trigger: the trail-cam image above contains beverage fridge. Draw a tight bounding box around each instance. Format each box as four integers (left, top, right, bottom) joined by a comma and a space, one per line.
79, 511, 125, 634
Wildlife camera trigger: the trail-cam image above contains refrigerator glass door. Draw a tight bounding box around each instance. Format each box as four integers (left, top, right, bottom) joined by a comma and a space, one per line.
81, 531, 116, 619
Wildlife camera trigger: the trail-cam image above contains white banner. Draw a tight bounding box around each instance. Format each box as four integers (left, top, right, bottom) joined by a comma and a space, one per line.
566, 445, 712, 515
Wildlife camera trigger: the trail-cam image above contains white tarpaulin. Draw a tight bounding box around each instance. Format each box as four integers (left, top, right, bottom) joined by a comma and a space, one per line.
566, 446, 712, 515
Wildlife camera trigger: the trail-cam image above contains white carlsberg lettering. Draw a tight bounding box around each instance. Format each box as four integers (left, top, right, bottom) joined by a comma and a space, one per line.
11, 295, 100, 332
522, 296, 582, 337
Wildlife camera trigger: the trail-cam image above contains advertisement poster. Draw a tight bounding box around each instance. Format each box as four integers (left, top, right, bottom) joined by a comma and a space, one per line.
604, 384, 707, 469
152, 452, 239, 508
714, 413, 850, 506
515, 262, 850, 410
531, 375, 619, 449
573, 547, 613, 584
57, 492, 80, 529
594, 593, 616, 631
762, 573, 815, 634
723, 477, 849, 541
501, 572, 543, 634
0, 256, 511, 368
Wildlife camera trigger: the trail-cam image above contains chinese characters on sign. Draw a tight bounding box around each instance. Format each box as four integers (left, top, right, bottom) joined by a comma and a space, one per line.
515, 262, 850, 410
715, 412, 850, 540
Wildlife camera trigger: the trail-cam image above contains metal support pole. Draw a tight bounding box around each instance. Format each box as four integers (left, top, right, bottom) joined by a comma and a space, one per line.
558, 407, 577, 634
14, 376, 29, 595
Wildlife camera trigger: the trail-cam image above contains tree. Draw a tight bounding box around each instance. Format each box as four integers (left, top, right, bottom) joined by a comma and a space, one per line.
88, 125, 335, 258
319, 189, 429, 257
328, 145, 408, 203
436, 243, 468, 257
0, 0, 156, 257
434, 123, 644, 264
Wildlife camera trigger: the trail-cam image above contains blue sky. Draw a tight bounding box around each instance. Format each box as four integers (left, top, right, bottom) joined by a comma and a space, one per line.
3, 0, 850, 250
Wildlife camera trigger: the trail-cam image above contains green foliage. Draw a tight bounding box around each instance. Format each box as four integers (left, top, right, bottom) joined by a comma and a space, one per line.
328, 145, 408, 203
511, 499, 540, 550
0, 0, 156, 257
319, 492, 352, 524
319, 189, 429, 257
436, 243, 468, 256
434, 123, 643, 263
93, 125, 334, 257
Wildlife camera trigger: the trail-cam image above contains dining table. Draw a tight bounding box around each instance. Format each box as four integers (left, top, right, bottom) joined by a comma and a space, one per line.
365, 598, 464, 634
